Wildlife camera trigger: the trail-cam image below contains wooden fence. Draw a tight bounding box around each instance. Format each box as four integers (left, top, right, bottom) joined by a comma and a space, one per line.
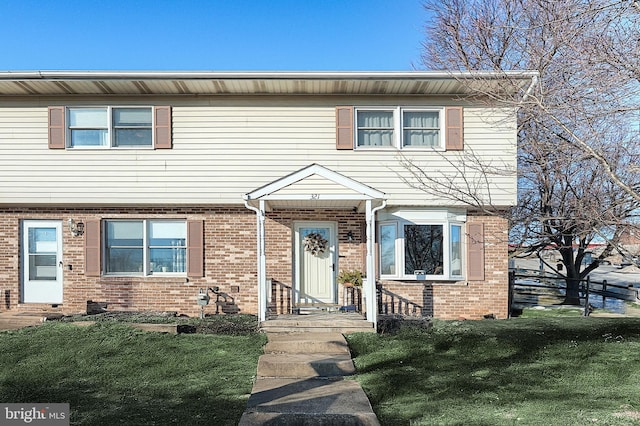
509, 269, 639, 316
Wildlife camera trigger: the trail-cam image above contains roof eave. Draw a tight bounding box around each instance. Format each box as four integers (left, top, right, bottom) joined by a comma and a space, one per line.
0, 70, 539, 97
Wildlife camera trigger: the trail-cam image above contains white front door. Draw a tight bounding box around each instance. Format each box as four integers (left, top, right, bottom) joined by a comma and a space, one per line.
294, 222, 336, 304
22, 221, 63, 304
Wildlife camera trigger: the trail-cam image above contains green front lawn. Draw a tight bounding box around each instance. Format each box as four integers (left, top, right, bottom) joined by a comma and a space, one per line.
0, 322, 266, 425
5, 315, 640, 425
347, 317, 640, 425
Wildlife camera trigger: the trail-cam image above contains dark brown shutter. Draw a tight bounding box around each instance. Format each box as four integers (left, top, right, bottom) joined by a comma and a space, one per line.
445, 106, 464, 151
48, 106, 66, 149
336, 106, 354, 150
84, 219, 101, 277
187, 220, 204, 277
154, 106, 172, 149
467, 222, 485, 281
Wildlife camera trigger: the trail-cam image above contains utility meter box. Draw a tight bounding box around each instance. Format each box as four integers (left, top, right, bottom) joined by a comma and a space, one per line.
196, 291, 210, 306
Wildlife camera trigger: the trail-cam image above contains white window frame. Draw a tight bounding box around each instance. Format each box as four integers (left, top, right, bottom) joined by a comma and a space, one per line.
402, 221, 447, 278
401, 108, 444, 149
355, 107, 396, 149
450, 223, 464, 277
66, 106, 154, 149
378, 212, 465, 281
103, 219, 186, 276
379, 222, 399, 276
355, 107, 445, 150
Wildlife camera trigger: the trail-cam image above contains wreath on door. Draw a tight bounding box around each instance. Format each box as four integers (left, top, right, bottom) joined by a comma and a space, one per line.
303, 232, 328, 256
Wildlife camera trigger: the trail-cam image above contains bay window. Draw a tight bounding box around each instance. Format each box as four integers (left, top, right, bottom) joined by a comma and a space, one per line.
380, 223, 397, 275
378, 211, 465, 280
404, 224, 444, 275
450, 225, 463, 276
105, 220, 186, 275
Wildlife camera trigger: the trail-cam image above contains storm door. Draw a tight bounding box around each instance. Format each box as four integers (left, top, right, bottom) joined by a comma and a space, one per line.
22, 220, 63, 303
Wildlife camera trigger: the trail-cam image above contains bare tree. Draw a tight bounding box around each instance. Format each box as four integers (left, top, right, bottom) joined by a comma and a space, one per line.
413, 0, 640, 304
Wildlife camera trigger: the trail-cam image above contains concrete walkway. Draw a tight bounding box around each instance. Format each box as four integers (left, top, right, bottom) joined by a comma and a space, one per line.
239, 332, 380, 425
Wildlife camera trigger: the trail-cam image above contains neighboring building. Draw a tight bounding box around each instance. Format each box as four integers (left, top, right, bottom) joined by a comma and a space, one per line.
0, 71, 536, 325
617, 225, 640, 265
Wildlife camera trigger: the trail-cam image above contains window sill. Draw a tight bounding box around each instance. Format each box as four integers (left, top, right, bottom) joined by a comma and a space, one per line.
354, 146, 445, 152
101, 274, 187, 278
380, 276, 464, 282
66, 146, 154, 150
354, 146, 397, 151
400, 146, 445, 152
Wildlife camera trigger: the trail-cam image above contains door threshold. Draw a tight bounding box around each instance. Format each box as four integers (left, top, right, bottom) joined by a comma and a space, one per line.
294, 304, 340, 314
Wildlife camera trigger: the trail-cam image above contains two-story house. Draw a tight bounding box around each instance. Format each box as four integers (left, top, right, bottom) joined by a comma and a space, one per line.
0, 71, 536, 326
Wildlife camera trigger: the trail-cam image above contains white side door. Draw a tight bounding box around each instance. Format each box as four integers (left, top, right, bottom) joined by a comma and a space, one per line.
294, 222, 336, 304
22, 220, 63, 304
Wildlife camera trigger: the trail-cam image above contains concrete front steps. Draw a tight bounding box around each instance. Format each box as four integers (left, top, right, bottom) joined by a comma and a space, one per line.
239, 332, 380, 426
264, 332, 353, 353
260, 312, 375, 334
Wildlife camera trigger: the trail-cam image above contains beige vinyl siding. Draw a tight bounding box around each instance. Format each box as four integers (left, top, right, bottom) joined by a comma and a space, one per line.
0, 97, 517, 207
275, 175, 365, 196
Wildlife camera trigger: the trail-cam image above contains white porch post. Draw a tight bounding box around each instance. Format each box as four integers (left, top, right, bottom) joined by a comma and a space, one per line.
365, 199, 377, 325
257, 200, 267, 322
244, 198, 268, 322
246, 200, 268, 321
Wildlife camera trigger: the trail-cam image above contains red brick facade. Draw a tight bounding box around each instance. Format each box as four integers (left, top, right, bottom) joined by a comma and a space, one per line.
0, 207, 507, 319
1, 206, 257, 316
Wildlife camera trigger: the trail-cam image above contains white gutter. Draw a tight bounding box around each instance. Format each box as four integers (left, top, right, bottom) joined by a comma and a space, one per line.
0, 70, 541, 81
365, 199, 387, 329
522, 74, 538, 101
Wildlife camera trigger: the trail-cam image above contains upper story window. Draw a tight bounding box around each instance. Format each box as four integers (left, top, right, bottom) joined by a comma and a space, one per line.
68, 107, 152, 148
335, 106, 463, 151
355, 107, 444, 149
403, 110, 440, 147
357, 110, 394, 147
48, 105, 172, 150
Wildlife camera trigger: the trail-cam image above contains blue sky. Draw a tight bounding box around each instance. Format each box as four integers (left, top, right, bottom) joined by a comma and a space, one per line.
0, 0, 428, 71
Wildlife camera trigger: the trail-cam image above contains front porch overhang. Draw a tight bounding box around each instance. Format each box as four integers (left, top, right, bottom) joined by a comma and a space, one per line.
243, 164, 386, 326
244, 163, 385, 211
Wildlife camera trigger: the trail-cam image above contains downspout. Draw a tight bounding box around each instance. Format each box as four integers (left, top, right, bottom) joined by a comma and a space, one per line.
365, 199, 387, 329
244, 197, 267, 322
522, 74, 538, 102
